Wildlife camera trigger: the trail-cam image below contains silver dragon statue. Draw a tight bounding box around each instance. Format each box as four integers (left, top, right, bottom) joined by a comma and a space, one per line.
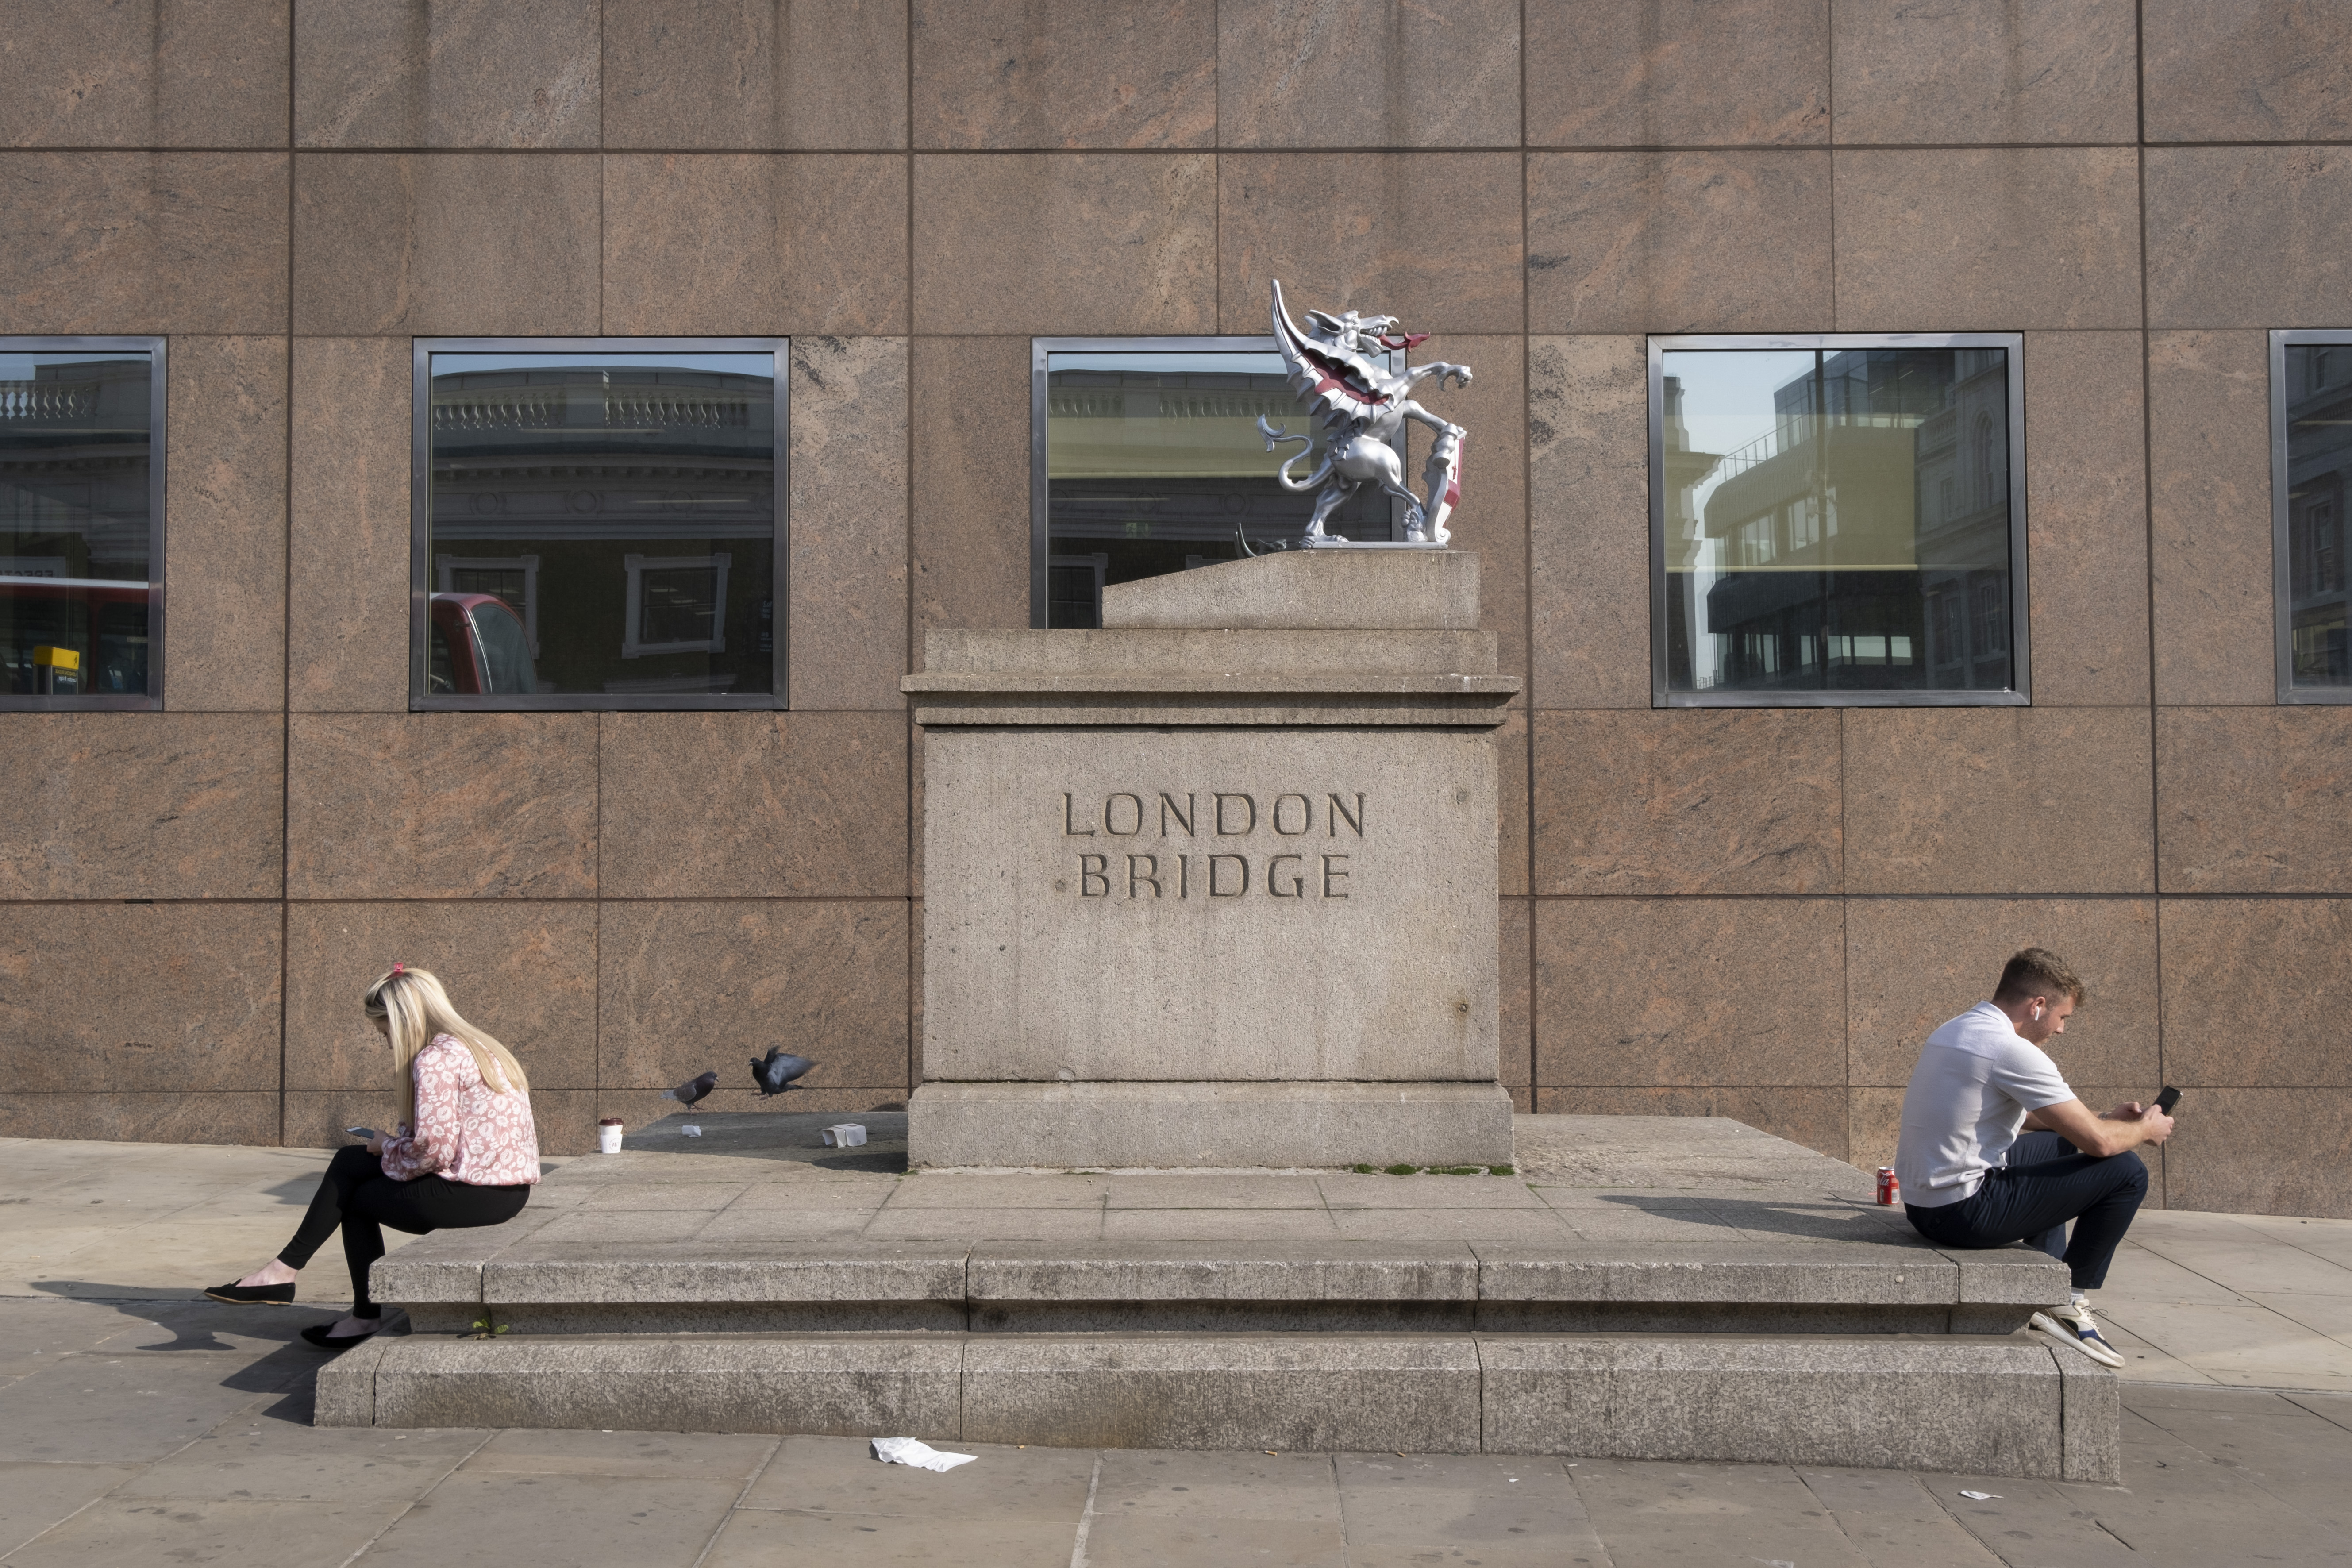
1255, 279, 1473, 547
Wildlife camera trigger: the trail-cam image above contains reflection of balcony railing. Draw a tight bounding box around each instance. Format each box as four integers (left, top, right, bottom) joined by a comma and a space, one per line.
1712, 412, 1927, 481
1049, 392, 1305, 421
433, 389, 756, 432
0, 381, 102, 421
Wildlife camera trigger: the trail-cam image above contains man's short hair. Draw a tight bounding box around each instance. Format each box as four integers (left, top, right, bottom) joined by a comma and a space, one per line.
1994, 947, 2085, 1006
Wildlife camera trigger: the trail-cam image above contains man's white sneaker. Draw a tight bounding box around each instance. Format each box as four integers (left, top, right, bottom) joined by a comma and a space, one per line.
2031, 1304, 2125, 1368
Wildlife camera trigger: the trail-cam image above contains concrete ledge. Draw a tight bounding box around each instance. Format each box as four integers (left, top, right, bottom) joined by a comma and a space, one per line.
312, 1333, 392, 1428
323, 1329, 2114, 1480
480, 1241, 968, 1306
365, 1336, 963, 1435
1099, 547, 1482, 630
908, 1081, 1517, 1170
1479, 1336, 2083, 1479
960, 1335, 1483, 1453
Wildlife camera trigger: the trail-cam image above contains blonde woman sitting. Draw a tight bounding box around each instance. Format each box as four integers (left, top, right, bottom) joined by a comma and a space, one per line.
209, 964, 540, 1348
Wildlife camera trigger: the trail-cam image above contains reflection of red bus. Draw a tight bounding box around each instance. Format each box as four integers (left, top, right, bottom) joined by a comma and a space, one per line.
0, 576, 151, 696
427, 592, 538, 695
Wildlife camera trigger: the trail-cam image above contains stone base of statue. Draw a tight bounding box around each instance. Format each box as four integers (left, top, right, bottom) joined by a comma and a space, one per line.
902, 549, 1516, 1170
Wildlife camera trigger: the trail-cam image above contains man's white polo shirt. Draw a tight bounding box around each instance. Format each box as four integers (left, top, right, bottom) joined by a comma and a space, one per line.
1893, 1000, 2075, 1209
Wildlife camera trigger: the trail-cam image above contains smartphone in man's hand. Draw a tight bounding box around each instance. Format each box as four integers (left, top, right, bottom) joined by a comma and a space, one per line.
2153, 1086, 2182, 1115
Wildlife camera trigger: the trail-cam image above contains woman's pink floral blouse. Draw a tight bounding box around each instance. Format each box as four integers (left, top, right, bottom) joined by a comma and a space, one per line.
379, 1035, 541, 1187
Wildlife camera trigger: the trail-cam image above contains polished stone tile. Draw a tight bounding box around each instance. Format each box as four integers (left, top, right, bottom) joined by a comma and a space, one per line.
0, 0, 289, 148
1527, 151, 1832, 334
602, 155, 906, 335
787, 336, 910, 710
1831, 0, 2138, 144
2158, 709, 2352, 892
2025, 331, 2152, 706
1833, 148, 2142, 331
1534, 898, 1846, 1089
2148, 147, 2352, 329
1531, 709, 1841, 895
2147, 330, 2276, 706
1218, 153, 1523, 335
1841, 707, 2155, 894
1524, 0, 1829, 147
164, 335, 287, 713
2144, 0, 2352, 143
2160, 1088, 2352, 1222
285, 335, 411, 714
1405, 335, 1528, 692
1526, 334, 1649, 709
1218, 0, 1520, 148
292, 152, 600, 335
294, 0, 599, 147
1497, 711, 1528, 898
0, 153, 286, 334
597, 899, 910, 1096
915, 0, 1214, 149
603, 0, 907, 150
598, 711, 906, 898
283, 900, 598, 1091
0, 902, 282, 1093
1844, 897, 2159, 1088
915, 153, 1216, 335
2160, 901, 2352, 1088
0, 1092, 281, 1148
1500, 894, 1530, 1091
910, 336, 1031, 642
1533, 1088, 1850, 1163
286, 713, 599, 899
0, 713, 284, 899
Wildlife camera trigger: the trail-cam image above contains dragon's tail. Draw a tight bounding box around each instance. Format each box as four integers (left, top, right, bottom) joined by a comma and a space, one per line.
1257, 415, 1330, 493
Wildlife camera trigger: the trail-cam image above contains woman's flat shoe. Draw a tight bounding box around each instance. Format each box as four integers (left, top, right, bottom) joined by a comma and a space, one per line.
300, 1322, 381, 1350
204, 1280, 295, 1305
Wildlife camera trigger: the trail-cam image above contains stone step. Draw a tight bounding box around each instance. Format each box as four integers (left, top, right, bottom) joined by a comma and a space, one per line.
316, 1329, 2117, 1483
380, 1236, 2069, 1338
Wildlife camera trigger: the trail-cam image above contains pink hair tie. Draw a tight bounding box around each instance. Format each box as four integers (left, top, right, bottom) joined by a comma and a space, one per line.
390, 962, 405, 976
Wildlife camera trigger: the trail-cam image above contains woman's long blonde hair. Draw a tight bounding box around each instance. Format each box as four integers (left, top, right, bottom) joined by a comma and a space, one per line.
362, 965, 530, 1129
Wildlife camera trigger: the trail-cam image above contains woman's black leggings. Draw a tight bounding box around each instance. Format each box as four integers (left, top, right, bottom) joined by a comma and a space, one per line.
279, 1145, 529, 1318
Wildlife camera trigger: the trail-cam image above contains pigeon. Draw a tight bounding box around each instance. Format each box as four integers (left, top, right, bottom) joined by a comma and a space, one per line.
662, 1071, 718, 1108
751, 1047, 816, 1098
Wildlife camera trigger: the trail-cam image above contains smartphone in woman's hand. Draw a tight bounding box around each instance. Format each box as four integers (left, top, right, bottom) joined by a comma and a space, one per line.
345, 1126, 377, 1140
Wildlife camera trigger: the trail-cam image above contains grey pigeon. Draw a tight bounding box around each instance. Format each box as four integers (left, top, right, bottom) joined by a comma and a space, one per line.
662, 1071, 718, 1107
751, 1048, 816, 1098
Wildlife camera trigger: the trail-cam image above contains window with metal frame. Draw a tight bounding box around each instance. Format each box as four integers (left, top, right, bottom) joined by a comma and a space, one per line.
2273, 331, 2352, 700
1029, 337, 1408, 629
411, 339, 787, 709
0, 337, 165, 709
1649, 333, 2029, 706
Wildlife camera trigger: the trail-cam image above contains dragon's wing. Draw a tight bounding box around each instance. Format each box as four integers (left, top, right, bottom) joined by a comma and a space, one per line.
1270, 279, 1394, 433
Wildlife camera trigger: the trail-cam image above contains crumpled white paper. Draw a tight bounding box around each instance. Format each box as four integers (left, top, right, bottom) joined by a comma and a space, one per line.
1958, 1490, 2002, 1501
870, 1436, 975, 1472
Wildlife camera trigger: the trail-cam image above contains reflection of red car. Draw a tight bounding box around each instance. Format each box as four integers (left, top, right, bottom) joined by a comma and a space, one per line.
427, 593, 537, 695
1, 575, 152, 695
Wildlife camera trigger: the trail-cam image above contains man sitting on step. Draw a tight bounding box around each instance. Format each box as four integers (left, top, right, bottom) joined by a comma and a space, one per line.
1893, 947, 2174, 1368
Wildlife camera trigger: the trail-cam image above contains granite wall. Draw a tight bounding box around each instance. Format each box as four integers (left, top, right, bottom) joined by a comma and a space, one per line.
1, 0, 2348, 1216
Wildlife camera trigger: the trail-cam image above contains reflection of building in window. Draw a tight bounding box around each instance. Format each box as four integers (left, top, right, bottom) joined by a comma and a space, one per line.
436, 554, 539, 655
1038, 345, 1402, 628
623, 552, 731, 657
2286, 343, 2352, 688
1660, 342, 2015, 699
0, 349, 157, 701
421, 352, 778, 705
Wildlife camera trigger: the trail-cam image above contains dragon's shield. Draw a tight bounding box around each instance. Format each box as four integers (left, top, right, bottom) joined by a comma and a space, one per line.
1418, 428, 1466, 544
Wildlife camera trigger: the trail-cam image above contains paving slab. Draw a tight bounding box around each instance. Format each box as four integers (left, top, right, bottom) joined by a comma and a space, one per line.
706, 1505, 1087, 1568
1795, 1468, 2006, 1568
1568, 1457, 1873, 1568
1335, 1452, 1605, 1568
0, 1463, 142, 1558
4, 1494, 417, 1568
740, 1434, 1090, 1519
357, 1470, 746, 1568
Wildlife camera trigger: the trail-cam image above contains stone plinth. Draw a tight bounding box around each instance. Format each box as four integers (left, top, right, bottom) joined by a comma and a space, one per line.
902, 550, 1518, 1170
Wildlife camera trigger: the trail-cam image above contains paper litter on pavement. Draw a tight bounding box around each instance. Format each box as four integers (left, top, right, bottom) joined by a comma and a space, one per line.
1958, 1490, 2001, 1500
871, 1437, 976, 1472
822, 1123, 869, 1147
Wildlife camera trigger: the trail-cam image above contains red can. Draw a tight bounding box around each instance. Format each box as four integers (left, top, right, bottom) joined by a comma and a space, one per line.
1876, 1167, 1898, 1206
